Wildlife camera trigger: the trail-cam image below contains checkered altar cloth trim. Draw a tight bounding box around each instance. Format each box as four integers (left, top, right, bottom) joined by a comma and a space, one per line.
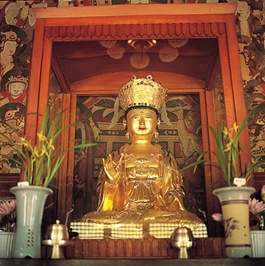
149, 223, 208, 238
70, 222, 208, 239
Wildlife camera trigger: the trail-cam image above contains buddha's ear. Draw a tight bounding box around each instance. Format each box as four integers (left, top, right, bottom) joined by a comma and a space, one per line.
157, 118, 161, 127
123, 119, 127, 129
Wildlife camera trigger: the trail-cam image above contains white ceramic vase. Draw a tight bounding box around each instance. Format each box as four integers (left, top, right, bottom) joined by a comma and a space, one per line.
0, 232, 15, 258
250, 230, 265, 258
213, 186, 255, 258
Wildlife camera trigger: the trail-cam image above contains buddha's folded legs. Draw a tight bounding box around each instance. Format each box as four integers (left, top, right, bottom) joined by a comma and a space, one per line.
81, 209, 203, 225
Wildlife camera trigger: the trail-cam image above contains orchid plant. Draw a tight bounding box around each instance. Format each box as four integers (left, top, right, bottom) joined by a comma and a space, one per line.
196, 114, 264, 187
0, 106, 95, 187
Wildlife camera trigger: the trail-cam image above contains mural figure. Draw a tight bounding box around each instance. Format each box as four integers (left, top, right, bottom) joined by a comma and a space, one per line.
0, 68, 28, 107
0, 103, 25, 173
166, 97, 202, 159
0, 25, 28, 83
236, 1, 252, 42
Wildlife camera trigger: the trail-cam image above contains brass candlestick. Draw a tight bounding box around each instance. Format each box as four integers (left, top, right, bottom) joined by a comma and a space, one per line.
42, 220, 72, 259
171, 226, 194, 259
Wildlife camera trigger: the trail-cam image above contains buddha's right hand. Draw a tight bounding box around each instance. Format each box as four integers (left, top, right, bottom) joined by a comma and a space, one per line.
102, 153, 124, 182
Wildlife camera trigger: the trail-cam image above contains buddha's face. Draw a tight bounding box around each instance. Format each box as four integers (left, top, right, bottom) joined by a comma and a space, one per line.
126, 108, 158, 139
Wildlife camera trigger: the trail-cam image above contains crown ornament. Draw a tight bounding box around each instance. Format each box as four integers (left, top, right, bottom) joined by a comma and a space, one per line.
119, 75, 167, 113
109, 75, 171, 129
3, 31, 18, 42
6, 75, 28, 88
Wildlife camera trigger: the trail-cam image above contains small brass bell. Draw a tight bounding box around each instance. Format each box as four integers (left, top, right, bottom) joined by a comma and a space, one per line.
171, 226, 194, 259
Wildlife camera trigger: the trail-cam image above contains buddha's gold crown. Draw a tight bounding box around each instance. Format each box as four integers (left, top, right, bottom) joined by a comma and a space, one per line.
119, 75, 167, 113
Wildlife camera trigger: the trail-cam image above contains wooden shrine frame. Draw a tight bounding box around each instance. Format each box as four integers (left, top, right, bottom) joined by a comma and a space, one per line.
27, 3, 250, 237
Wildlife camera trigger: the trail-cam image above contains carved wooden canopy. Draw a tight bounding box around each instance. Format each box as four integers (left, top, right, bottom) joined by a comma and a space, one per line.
28, 3, 250, 236
31, 4, 238, 95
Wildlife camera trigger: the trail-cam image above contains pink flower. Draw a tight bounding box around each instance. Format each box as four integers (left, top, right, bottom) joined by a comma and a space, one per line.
212, 213, 223, 222
249, 198, 265, 214
0, 200, 16, 216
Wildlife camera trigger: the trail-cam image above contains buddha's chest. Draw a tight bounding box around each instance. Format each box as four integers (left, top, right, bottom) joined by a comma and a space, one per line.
124, 154, 160, 180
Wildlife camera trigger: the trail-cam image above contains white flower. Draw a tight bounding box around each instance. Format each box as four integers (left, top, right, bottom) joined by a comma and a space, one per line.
249, 198, 265, 214
0, 199, 16, 216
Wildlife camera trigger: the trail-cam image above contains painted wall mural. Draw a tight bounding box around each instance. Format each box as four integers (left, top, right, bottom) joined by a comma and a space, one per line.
235, 0, 265, 170
0, 0, 37, 174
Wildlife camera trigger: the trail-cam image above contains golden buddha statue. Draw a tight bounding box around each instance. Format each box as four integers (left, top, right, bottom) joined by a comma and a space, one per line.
80, 75, 206, 237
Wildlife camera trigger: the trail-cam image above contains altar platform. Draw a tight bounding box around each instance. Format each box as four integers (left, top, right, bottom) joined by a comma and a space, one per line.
1, 237, 264, 266
0, 259, 265, 266
63, 238, 221, 259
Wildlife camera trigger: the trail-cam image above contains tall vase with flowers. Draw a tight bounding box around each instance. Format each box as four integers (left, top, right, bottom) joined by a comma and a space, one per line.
196, 114, 264, 258
0, 106, 95, 258
0, 199, 16, 258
